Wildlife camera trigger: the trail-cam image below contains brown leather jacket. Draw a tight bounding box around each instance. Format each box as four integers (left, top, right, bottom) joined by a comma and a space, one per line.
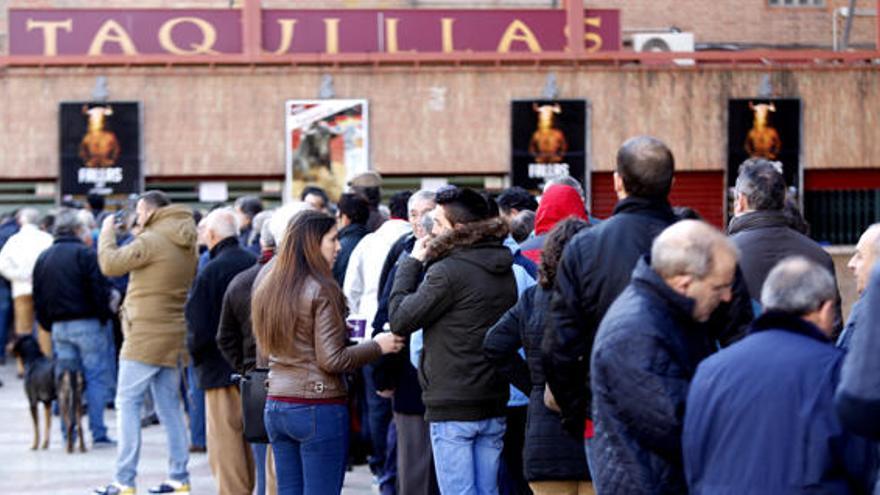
267, 276, 381, 399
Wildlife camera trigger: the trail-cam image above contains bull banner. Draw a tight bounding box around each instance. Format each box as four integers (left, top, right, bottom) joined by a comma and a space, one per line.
511, 99, 588, 192
59, 102, 142, 197
727, 98, 802, 219
284, 100, 369, 203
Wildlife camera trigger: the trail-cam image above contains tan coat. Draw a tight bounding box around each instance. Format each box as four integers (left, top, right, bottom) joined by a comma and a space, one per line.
99, 204, 198, 368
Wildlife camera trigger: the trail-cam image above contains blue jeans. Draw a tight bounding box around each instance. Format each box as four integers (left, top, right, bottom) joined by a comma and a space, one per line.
252, 442, 268, 495
185, 365, 206, 448
52, 318, 111, 441
430, 418, 506, 495
363, 362, 393, 474
0, 281, 11, 358
115, 359, 189, 487
265, 401, 348, 495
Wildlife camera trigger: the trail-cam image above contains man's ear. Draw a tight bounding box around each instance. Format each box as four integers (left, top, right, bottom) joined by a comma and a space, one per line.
665, 273, 694, 295
613, 172, 626, 197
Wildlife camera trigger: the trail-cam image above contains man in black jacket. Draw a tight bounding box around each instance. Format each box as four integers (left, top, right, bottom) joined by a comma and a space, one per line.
543, 136, 679, 439
591, 220, 738, 494
332, 193, 370, 286
33, 208, 114, 447
390, 187, 517, 495
185, 208, 257, 495
728, 158, 841, 331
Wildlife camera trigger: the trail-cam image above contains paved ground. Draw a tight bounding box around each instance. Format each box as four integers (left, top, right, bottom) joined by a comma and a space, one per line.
0, 360, 374, 494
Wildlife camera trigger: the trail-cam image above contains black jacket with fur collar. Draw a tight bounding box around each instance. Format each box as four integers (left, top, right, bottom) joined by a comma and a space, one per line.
389, 218, 517, 422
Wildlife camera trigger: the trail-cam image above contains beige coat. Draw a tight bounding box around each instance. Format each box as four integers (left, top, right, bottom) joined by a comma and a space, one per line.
99, 204, 198, 368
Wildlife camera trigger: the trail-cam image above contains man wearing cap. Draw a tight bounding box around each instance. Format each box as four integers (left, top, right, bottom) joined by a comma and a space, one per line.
349, 171, 387, 232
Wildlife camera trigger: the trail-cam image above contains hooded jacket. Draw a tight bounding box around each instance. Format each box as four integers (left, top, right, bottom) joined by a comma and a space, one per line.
390, 217, 517, 422
520, 185, 588, 265
98, 204, 198, 368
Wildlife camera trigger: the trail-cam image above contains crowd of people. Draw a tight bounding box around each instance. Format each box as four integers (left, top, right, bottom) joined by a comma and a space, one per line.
0, 135, 877, 495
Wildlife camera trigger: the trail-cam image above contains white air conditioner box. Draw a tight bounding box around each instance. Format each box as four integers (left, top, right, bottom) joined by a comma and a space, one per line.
633, 32, 695, 66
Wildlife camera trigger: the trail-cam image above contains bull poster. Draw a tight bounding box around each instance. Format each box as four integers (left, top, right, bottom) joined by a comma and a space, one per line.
511, 99, 588, 192
59, 102, 142, 197
727, 98, 802, 206
284, 99, 369, 203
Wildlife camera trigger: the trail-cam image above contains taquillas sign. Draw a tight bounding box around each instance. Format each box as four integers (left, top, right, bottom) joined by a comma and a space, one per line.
9, 8, 620, 57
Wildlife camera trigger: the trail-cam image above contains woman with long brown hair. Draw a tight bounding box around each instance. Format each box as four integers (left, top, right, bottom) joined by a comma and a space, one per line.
252, 210, 403, 495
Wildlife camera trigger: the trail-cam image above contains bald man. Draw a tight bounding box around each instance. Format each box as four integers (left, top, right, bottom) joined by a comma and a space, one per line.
839, 224, 880, 349
590, 220, 739, 494
185, 208, 258, 495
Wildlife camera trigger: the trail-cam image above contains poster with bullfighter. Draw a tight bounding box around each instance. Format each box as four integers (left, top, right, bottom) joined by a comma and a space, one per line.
727, 98, 802, 206
284, 99, 369, 204
511, 99, 588, 192
59, 102, 142, 197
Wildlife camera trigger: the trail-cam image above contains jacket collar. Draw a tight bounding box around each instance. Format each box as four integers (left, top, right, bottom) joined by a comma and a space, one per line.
613, 196, 677, 224
425, 217, 509, 261
209, 236, 240, 259
54, 235, 84, 245
631, 256, 696, 323
339, 223, 369, 238
749, 310, 831, 343
727, 210, 789, 236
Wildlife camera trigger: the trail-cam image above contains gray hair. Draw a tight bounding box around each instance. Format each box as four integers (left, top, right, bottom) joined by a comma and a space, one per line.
250, 210, 273, 246
17, 208, 40, 226
260, 214, 276, 249
76, 209, 97, 231
408, 190, 437, 212
735, 159, 786, 211
205, 208, 239, 240
761, 256, 836, 315
652, 220, 739, 279
53, 209, 84, 237
269, 201, 313, 246
544, 175, 586, 201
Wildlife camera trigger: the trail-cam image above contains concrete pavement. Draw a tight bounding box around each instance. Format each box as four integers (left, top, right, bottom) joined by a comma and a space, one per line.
0, 359, 374, 494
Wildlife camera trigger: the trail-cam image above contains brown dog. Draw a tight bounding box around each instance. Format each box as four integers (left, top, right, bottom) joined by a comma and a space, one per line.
57, 367, 87, 453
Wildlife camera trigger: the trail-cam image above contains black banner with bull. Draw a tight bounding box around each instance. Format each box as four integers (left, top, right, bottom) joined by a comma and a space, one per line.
59, 102, 142, 197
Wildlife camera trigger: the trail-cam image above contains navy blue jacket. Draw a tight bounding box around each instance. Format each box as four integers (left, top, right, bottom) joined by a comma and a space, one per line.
836, 265, 880, 495
590, 257, 716, 494
484, 284, 589, 482
333, 223, 369, 286
32, 236, 112, 330
684, 311, 877, 494
186, 237, 257, 390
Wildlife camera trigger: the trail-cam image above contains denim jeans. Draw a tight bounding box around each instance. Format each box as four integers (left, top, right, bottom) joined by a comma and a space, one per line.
363, 362, 393, 475
252, 442, 268, 495
115, 359, 189, 487
186, 365, 206, 448
265, 401, 348, 495
429, 417, 506, 495
0, 281, 11, 358
52, 318, 111, 441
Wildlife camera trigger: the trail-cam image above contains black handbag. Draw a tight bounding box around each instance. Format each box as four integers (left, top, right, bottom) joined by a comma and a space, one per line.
239, 368, 270, 444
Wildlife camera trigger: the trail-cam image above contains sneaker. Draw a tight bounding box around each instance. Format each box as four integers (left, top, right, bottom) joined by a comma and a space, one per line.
148, 480, 190, 494
92, 437, 117, 449
93, 482, 135, 495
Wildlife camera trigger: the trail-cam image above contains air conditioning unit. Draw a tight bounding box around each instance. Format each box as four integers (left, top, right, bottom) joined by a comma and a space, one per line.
633, 32, 695, 66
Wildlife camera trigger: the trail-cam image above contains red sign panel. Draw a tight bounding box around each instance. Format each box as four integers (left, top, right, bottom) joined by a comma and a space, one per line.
9, 8, 620, 57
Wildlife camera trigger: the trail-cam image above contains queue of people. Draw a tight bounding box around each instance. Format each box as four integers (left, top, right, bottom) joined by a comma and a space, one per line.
0, 135, 877, 495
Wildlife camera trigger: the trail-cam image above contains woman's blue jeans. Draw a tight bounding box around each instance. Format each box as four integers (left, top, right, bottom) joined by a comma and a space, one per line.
265, 400, 349, 495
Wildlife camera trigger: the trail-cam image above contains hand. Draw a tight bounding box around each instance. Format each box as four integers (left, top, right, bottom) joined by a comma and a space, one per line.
411, 237, 429, 262
544, 385, 561, 413
376, 389, 395, 399
374, 332, 405, 354
101, 215, 116, 232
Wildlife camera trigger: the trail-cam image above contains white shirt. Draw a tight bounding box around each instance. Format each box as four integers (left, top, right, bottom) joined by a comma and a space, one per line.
0, 224, 54, 298
343, 219, 411, 337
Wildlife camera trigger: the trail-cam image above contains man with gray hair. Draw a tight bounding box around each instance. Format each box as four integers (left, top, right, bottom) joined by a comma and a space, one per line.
0, 208, 54, 360
590, 220, 738, 494
838, 223, 880, 349
32, 209, 115, 447
729, 158, 841, 330
683, 257, 877, 494
185, 208, 257, 495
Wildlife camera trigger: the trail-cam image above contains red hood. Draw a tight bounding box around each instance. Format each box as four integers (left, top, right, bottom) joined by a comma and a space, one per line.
535, 184, 588, 235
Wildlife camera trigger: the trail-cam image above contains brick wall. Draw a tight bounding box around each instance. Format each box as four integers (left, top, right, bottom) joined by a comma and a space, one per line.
0, 66, 877, 179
